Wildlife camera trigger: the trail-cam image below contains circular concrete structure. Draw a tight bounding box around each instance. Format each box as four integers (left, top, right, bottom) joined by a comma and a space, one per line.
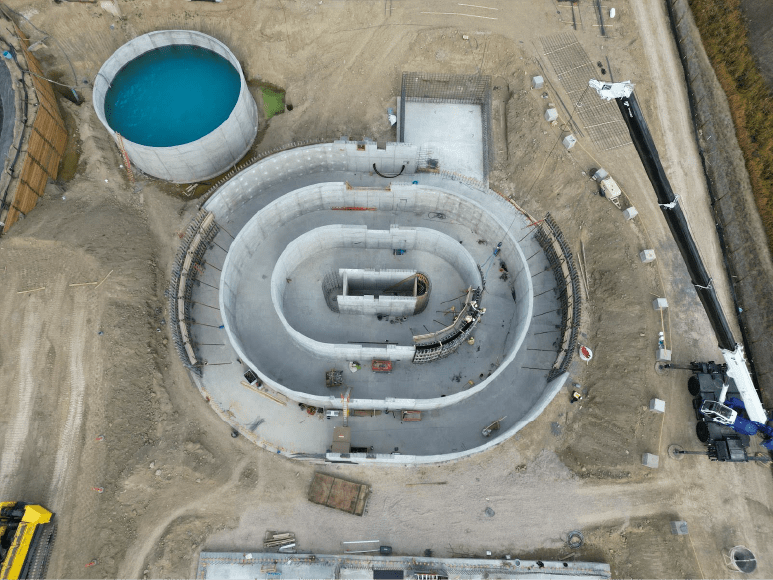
170, 140, 575, 462
219, 183, 533, 411
93, 30, 258, 183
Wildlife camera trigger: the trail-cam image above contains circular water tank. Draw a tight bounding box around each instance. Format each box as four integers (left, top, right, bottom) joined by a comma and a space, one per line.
93, 31, 258, 183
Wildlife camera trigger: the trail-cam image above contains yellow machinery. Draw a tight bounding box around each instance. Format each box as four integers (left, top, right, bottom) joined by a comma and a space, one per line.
0, 503, 55, 580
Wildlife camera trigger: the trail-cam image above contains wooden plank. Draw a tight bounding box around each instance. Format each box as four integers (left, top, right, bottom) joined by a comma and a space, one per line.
3, 207, 20, 232
327, 478, 361, 513
14, 183, 39, 214
308, 473, 335, 507
353, 484, 369, 516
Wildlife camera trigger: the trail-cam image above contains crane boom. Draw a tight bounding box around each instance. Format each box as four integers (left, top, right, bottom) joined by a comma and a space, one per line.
589, 80, 767, 424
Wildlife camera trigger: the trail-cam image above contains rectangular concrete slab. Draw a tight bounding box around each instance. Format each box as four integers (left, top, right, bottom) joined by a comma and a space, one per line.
403, 102, 484, 182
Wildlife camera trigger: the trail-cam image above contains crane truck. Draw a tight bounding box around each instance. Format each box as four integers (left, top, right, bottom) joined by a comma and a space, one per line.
589, 80, 773, 458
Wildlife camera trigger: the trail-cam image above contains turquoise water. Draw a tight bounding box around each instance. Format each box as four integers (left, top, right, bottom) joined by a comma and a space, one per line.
105, 45, 240, 147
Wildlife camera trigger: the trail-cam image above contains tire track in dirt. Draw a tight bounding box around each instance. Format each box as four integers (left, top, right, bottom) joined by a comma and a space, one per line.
47, 291, 90, 511
0, 304, 44, 497
119, 456, 252, 579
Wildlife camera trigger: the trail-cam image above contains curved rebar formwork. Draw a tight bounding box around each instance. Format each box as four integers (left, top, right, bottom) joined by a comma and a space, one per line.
413, 273, 431, 315
534, 212, 581, 380
167, 208, 220, 375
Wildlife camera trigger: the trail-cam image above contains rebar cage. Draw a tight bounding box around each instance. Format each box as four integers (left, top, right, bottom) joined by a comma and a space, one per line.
399, 72, 492, 180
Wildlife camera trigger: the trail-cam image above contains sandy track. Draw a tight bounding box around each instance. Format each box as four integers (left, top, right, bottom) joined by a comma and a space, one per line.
0, 304, 44, 497
119, 457, 252, 579
47, 292, 89, 511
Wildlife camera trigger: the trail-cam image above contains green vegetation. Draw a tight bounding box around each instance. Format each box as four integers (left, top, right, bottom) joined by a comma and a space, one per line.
689, 0, 773, 252
261, 87, 285, 120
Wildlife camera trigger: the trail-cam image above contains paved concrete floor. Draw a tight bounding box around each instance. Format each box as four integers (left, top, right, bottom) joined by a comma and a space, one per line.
188, 168, 566, 460
404, 102, 485, 182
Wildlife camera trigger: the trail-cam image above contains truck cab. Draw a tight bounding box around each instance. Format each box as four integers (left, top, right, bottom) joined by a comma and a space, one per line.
699, 400, 737, 426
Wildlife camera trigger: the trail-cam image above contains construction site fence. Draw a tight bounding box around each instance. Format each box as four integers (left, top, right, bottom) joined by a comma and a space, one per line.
167, 208, 220, 376
1, 21, 66, 234
400, 71, 492, 181
534, 213, 581, 381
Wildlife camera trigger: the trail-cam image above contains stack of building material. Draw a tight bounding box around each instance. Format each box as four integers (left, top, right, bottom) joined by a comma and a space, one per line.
264, 531, 296, 552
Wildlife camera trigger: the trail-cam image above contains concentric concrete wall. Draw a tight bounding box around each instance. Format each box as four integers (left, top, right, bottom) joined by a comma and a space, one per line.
264, 224, 483, 358
93, 30, 258, 183
218, 180, 533, 410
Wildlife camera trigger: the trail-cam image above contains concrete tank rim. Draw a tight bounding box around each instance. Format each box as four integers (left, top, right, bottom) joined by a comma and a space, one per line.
94, 30, 245, 124
218, 181, 534, 411
92, 30, 257, 182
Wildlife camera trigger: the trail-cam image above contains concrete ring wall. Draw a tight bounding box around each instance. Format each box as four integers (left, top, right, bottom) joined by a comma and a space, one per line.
93, 30, 258, 183
265, 224, 483, 360
218, 181, 534, 410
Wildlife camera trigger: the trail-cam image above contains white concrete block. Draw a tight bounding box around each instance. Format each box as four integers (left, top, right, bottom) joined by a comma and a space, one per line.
652, 297, 668, 311
532, 75, 544, 89
544, 108, 558, 122
656, 348, 672, 362
670, 521, 688, 535
642, 453, 659, 468
623, 207, 638, 220
562, 135, 577, 150
649, 398, 666, 413
639, 249, 656, 263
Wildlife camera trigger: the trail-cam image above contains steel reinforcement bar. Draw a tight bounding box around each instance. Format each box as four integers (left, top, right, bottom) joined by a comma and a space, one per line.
535, 213, 581, 380
168, 209, 220, 375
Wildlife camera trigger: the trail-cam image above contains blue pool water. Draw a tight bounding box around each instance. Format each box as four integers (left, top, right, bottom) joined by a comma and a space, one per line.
104, 45, 240, 147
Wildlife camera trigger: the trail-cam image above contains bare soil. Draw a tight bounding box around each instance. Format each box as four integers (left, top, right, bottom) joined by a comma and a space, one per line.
0, 0, 771, 578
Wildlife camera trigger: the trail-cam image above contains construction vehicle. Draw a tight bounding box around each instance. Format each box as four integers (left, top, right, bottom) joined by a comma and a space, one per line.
0, 503, 55, 579
590, 79, 773, 457
590, 168, 623, 208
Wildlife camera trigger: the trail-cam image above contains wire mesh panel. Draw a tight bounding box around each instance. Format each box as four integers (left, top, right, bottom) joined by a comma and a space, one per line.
540, 33, 631, 151
400, 72, 492, 179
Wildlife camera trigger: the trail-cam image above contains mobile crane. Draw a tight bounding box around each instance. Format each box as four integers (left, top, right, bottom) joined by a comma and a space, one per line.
589, 80, 773, 456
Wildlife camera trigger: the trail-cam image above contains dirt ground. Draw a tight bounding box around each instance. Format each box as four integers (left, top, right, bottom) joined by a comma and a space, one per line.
1, 0, 772, 578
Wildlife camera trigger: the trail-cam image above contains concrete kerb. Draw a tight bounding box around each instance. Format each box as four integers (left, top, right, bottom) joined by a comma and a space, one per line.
216, 180, 534, 411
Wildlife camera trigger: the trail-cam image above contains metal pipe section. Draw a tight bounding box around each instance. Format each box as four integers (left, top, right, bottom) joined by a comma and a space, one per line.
616, 91, 736, 351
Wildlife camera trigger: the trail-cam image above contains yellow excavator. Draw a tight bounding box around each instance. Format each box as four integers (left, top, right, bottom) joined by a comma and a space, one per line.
0, 503, 55, 580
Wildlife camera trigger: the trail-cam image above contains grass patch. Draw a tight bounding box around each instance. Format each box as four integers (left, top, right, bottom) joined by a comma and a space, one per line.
688, 0, 773, 252
260, 87, 285, 120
